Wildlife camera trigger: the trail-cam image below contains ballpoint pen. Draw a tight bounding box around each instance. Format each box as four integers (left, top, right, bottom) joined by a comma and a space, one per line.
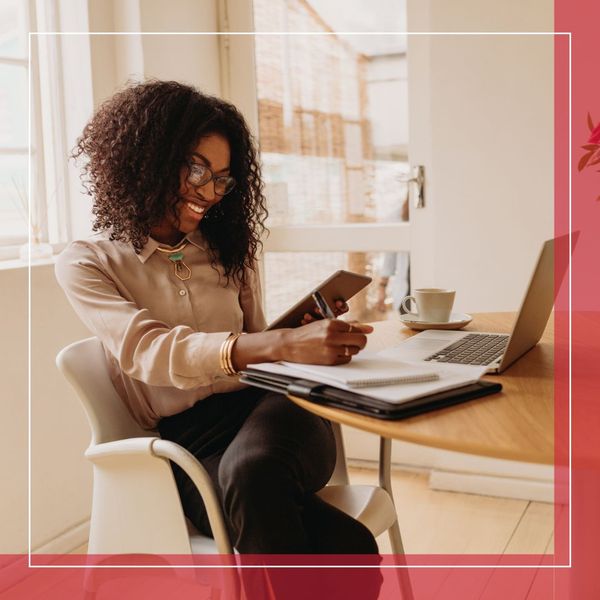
311, 290, 337, 319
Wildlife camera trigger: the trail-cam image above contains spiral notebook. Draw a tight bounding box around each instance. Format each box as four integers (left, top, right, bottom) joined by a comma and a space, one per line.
273, 357, 439, 389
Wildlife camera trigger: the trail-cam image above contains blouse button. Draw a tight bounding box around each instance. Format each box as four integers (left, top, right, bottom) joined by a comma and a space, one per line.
178, 289, 187, 296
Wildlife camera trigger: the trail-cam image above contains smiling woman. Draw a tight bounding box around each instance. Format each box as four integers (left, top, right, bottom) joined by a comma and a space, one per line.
71, 80, 266, 284
54, 80, 380, 591
150, 133, 235, 245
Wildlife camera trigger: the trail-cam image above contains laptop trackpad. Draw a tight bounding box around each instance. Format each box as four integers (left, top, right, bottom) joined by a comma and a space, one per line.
380, 330, 468, 361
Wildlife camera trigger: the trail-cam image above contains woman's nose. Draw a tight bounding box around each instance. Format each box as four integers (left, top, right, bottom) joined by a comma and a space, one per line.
198, 179, 217, 201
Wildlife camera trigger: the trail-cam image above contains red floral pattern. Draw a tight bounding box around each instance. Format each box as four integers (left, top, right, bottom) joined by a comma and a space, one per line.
578, 114, 600, 201
589, 121, 600, 145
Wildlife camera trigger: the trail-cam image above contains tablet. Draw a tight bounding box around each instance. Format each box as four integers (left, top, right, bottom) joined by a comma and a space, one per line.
265, 270, 372, 330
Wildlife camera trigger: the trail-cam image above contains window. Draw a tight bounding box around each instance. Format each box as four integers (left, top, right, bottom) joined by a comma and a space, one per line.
0, 0, 30, 246
252, 0, 409, 322
0, 0, 78, 259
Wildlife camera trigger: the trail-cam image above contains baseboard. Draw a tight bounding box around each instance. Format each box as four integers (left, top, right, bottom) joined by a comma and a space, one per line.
429, 470, 553, 503
348, 457, 428, 475
32, 519, 90, 555
342, 426, 554, 501
342, 426, 552, 477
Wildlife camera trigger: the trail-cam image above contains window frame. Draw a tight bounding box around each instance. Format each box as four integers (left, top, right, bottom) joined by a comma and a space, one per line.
0, 1, 31, 251
1, 0, 83, 259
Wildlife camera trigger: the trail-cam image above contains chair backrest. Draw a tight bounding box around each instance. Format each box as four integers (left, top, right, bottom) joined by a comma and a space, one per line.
56, 337, 149, 445
57, 336, 351, 484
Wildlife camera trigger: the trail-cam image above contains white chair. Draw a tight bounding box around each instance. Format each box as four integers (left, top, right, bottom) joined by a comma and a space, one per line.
56, 336, 404, 559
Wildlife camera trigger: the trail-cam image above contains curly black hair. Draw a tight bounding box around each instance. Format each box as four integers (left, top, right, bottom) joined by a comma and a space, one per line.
72, 80, 268, 285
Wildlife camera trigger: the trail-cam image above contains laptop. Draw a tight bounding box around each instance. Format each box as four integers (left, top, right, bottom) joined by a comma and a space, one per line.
389, 233, 576, 374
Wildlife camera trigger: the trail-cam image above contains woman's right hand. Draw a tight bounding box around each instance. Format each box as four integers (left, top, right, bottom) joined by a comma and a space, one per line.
278, 319, 373, 365
231, 319, 374, 372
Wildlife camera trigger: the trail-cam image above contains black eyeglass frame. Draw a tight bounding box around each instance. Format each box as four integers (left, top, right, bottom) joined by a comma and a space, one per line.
185, 161, 237, 196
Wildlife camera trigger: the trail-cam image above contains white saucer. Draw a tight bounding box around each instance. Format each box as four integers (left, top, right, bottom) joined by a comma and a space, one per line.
399, 312, 473, 331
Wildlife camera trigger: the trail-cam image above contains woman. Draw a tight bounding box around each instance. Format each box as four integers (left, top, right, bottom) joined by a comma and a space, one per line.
55, 80, 379, 559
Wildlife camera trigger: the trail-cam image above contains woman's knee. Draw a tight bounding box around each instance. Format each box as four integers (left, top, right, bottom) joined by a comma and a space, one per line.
219, 397, 338, 495
217, 441, 333, 516
218, 448, 286, 496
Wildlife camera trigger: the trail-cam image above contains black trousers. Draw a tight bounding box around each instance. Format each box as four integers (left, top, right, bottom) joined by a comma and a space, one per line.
157, 387, 379, 555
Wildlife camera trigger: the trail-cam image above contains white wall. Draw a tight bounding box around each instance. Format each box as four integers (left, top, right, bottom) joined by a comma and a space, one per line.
407, 0, 554, 313
30, 264, 94, 551
1, 263, 92, 553
88, 0, 223, 105
1, 266, 29, 553
139, 0, 222, 95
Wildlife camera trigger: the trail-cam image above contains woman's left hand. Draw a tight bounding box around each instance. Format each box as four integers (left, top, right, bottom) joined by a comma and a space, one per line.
300, 299, 349, 326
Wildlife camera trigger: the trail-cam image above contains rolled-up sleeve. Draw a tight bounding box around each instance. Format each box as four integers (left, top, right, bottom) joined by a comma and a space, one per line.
55, 244, 231, 390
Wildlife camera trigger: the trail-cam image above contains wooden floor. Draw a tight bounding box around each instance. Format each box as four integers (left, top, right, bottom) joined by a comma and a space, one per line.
350, 466, 555, 555
70, 465, 555, 555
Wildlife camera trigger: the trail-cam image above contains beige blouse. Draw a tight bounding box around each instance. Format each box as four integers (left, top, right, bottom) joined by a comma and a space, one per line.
54, 229, 267, 430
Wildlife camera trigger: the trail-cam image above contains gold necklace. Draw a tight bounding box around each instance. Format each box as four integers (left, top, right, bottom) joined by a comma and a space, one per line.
156, 239, 192, 281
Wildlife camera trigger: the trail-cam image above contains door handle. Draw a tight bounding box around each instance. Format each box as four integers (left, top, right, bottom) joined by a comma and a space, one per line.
399, 165, 425, 209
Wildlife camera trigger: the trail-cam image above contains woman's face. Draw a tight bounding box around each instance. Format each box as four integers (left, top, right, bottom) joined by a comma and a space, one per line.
151, 133, 231, 244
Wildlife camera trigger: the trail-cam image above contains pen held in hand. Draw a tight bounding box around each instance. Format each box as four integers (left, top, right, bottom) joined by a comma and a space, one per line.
311, 291, 336, 319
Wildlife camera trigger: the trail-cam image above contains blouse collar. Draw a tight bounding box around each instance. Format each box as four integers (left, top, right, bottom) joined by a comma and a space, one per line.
136, 229, 207, 263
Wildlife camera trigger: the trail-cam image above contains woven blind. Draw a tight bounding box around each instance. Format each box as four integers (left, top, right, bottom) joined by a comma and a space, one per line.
254, 0, 375, 229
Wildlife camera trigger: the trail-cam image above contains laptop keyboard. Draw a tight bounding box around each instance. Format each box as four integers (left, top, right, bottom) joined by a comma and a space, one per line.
424, 333, 509, 366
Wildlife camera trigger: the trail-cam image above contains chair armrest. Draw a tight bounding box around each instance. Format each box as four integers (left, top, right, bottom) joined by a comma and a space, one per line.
151, 439, 233, 554
84, 437, 157, 460
85, 437, 233, 554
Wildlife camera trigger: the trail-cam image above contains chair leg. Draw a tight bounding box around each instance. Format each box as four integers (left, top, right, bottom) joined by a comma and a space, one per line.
394, 567, 415, 600
388, 519, 405, 555
378, 437, 408, 555
379, 437, 415, 600
386, 521, 415, 600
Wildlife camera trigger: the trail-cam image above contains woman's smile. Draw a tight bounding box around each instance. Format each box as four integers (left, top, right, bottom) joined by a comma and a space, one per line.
185, 201, 205, 215
181, 199, 207, 220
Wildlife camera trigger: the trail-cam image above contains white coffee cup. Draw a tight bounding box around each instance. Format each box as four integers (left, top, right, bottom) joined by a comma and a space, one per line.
400, 288, 456, 322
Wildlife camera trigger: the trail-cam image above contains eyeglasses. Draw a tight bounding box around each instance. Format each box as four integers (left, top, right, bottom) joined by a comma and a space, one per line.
186, 162, 236, 196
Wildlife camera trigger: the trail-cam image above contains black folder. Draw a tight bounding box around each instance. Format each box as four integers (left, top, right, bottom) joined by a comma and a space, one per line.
240, 368, 502, 420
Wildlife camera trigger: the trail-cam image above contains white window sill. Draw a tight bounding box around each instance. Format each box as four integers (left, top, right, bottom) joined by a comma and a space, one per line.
0, 257, 58, 271
0, 242, 67, 271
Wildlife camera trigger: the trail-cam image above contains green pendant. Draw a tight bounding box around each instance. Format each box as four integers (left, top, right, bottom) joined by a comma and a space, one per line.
168, 252, 184, 262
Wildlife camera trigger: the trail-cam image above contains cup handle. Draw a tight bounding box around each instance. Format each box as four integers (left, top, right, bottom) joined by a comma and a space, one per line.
400, 295, 418, 315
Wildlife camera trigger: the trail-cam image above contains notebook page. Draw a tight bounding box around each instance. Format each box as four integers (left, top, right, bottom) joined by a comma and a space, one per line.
349, 362, 487, 404
278, 357, 439, 388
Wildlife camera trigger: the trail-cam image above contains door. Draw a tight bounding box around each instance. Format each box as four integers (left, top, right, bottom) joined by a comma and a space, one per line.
405, 0, 555, 313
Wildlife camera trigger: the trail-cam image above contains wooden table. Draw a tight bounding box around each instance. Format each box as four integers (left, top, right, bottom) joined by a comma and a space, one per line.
289, 313, 554, 465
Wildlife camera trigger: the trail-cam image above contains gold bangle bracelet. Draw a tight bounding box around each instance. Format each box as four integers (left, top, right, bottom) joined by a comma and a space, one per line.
219, 334, 232, 375
226, 333, 242, 375
220, 333, 242, 376
223, 336, 235, 376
